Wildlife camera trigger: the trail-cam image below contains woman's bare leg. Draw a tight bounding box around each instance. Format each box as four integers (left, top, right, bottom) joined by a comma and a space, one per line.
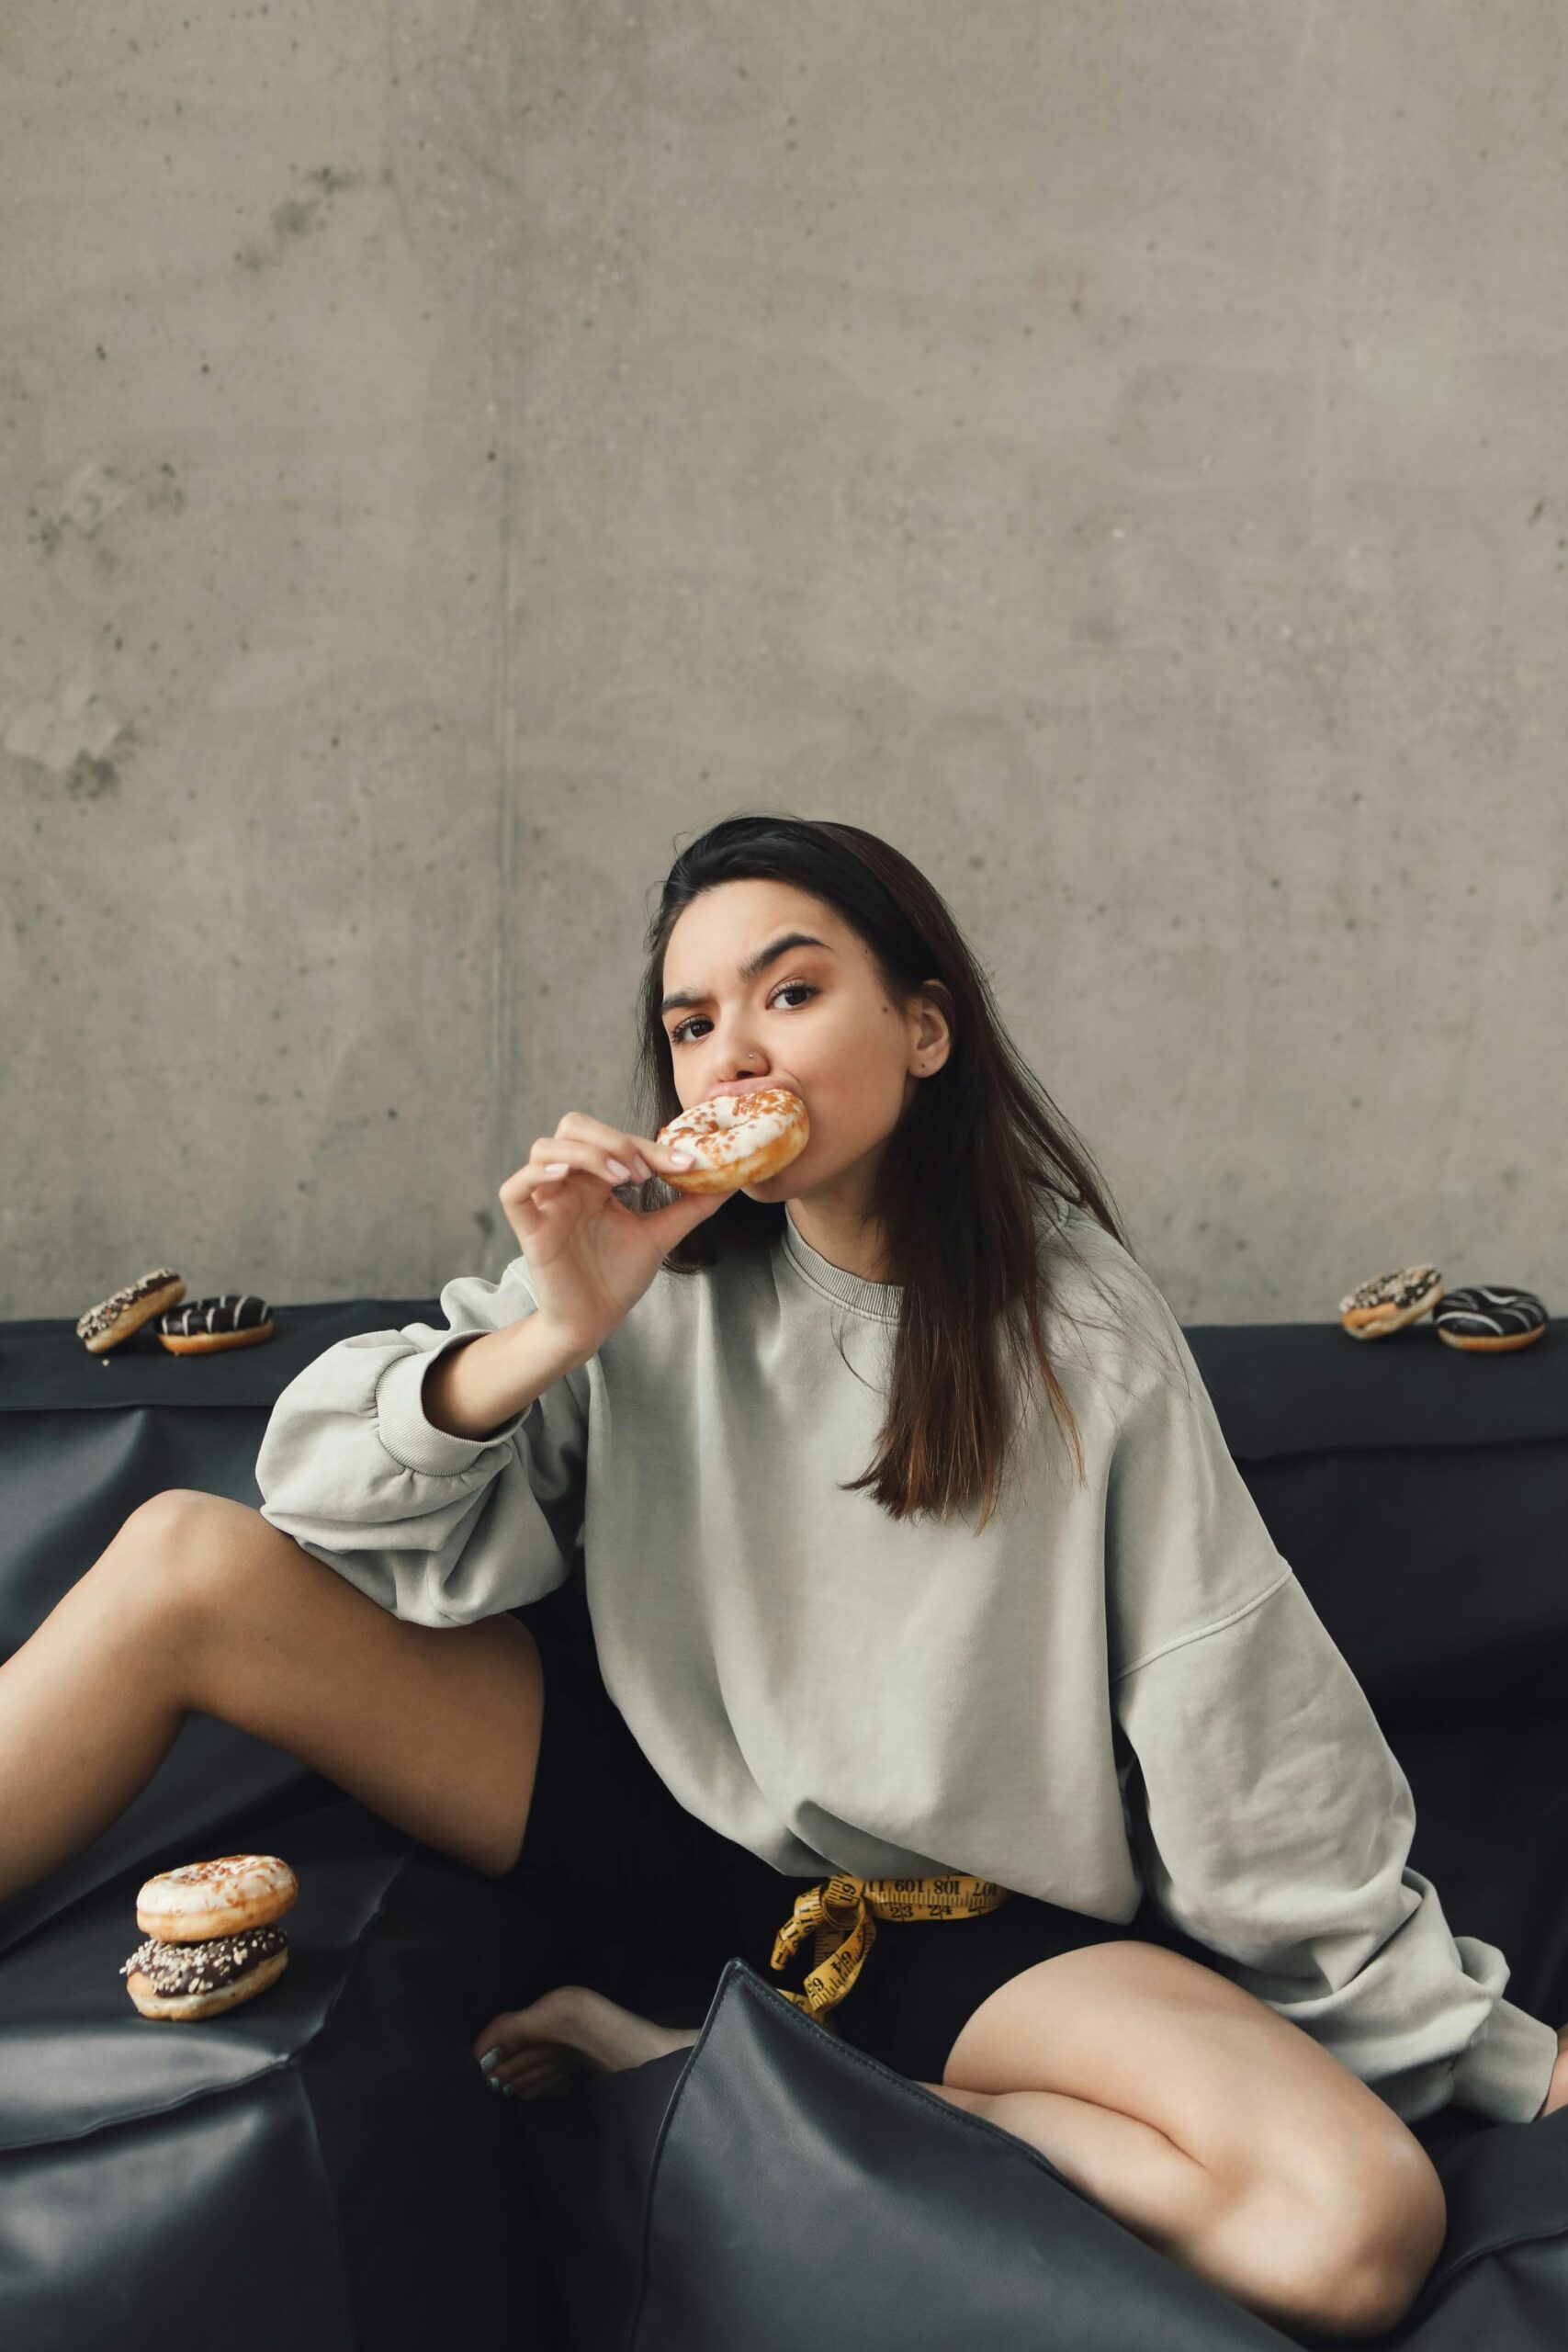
920, 1942, 1448, 2342
0, 1488, 545, 1907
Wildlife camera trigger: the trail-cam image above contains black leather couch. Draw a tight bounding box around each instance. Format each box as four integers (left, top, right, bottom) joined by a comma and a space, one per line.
4, 1295, 1568, 2350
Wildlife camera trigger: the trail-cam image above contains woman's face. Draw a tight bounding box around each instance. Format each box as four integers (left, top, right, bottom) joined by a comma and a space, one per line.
659, 877, 948, 1201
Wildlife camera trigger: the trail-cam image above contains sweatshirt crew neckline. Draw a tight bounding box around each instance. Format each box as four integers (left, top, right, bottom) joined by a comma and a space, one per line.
774, 1189, 1076, 1323
778, 1212, 903, 1322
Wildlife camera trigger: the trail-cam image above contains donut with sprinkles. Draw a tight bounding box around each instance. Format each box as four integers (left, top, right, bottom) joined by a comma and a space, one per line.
76, 1268, 186, 1354
656, 1087, 810, 1195
122, 1852, 297, 2021
1337, 1264, 1444, 1340
121, 1926, 289, 2021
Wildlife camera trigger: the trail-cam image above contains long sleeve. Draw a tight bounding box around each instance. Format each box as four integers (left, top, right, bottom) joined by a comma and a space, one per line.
254, 1255, 589, 1628
1103, 1298, 1559, 2128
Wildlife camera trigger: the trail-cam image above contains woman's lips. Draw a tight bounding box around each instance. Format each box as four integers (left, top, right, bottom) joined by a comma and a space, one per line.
703, 1078, 800, 1105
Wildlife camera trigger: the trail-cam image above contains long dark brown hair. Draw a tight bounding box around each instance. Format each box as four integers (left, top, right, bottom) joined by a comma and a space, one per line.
623, 813, 1139, 1532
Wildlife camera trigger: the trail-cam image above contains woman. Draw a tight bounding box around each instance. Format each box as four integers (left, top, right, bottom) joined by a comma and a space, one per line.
3, 814, 1562, 2341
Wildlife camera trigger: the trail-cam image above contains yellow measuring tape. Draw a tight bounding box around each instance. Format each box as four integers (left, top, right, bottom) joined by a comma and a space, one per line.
768, 1871, 1012, 2025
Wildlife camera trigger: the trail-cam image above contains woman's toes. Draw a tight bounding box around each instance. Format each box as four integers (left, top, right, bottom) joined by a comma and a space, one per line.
502, 2049, 569, 2089
472, 1985, 592, 2077
474, 1982, 694, 2085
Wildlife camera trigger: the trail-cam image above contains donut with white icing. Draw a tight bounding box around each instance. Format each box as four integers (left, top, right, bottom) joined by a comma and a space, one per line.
136, 1853, 298, 1944
1432, 1284, 1548, 1353
1337, 1265, 1444, 1340
656, 1088, 810, 1195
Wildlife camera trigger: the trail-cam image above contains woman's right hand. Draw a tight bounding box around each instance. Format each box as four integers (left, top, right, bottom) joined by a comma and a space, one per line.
498, 1111, 727, 1364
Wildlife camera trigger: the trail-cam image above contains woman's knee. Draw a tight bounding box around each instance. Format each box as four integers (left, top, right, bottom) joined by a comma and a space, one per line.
1330, 2133, 1447, 2335
112, 1491, 296, 1626
119, 1487, 231, 1542
1214, 2126, 1446, 2339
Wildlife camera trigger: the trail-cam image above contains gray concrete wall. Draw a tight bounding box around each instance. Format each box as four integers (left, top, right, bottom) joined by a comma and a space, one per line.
5, 3, 1564, 1329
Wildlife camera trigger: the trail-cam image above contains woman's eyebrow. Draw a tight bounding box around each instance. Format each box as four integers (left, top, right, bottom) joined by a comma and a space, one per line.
660, 933, 834, 1017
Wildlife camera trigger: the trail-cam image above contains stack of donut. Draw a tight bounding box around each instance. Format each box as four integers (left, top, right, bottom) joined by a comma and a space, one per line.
1337, 1266, 1548, 1352
76, 1269, 275, 1356
120, 1854, 296, 2020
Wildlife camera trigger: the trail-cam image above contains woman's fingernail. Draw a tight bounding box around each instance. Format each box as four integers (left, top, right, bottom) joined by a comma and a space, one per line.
670, 1147, 694, 1168
543, 1162, 570, 1180
605, 1158, 631, 1182
479, 2048, 501, 2074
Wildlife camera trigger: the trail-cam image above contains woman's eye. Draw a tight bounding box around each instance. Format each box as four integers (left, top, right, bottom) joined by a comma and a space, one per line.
669, 981, 818, 1047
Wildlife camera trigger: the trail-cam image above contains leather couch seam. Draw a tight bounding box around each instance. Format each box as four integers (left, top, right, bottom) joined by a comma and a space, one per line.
1410, 2211, 1568, 2318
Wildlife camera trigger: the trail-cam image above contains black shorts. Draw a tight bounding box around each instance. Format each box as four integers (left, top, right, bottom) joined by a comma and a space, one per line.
503, 1614, 796, 2015
505, 1612, 1219, 2085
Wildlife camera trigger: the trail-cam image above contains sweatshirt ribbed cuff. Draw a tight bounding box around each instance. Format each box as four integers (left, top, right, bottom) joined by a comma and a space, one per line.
1449, 1994, 1560, 2123
374, 1339, 529, 1477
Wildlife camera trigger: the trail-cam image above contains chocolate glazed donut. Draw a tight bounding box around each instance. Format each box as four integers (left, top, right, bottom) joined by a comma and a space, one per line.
121, 1926, 290, 2020
157, 1295, 275, 1354
76, 1268, 186, 1353
1337, 1265, 1444, 1340
1432, 1284, 1548, 1352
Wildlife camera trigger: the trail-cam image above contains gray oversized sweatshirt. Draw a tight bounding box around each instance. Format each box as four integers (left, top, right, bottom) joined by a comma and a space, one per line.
254, 1197, 1558, 2126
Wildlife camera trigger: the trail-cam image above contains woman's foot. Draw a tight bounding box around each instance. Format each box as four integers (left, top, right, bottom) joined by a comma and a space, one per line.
471, 1984, 702, 2099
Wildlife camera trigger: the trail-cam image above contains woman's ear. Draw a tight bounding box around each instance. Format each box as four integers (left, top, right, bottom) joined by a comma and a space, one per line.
910, 978, 954, 1073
